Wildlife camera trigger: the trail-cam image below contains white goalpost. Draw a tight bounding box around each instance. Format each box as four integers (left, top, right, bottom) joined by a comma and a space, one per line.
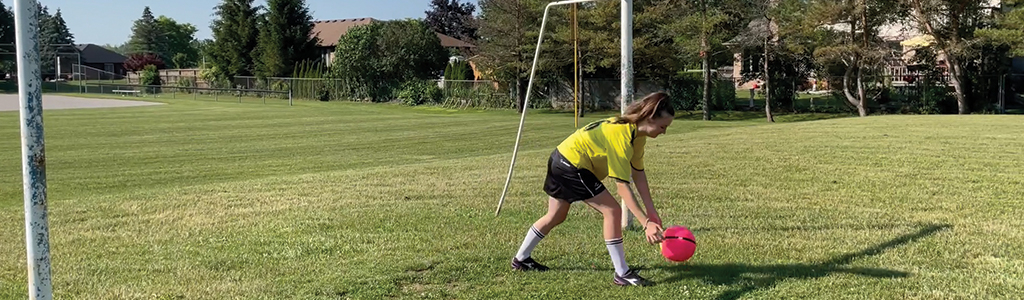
495, 0, 637, 230
14, 0, 54, 299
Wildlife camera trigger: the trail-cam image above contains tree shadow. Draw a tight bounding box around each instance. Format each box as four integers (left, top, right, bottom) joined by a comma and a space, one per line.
656, 223, 952, 300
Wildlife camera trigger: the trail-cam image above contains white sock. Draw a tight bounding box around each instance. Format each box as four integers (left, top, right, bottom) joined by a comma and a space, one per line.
606, 238, 629, 276
515, 226, 545, 260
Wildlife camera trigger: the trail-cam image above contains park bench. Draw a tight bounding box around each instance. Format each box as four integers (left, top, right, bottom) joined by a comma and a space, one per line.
112, 89, 141, 96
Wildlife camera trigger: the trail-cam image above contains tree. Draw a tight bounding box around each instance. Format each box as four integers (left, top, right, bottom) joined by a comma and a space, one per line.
156, 16, 200, 68
330, 19, 449, 101
127, 7, 164, 56
810, 0, 906, 117
254, 0, 320, 78
425, 0, 479, 42
902, 0, 992, 114
977, 1, 1024, 57
39, 8, 74, 77
102, 43, 130, 55
194, 39, 214, 68
661, 0, 751, 120
477, 0, 541, 112
209, 0, 261, 79
729, 0, 780, 122
124, 53, 165, 72
0, 2, 14, 74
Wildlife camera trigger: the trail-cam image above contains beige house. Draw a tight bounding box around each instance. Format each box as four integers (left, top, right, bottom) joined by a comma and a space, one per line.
725, 0, 1006, 90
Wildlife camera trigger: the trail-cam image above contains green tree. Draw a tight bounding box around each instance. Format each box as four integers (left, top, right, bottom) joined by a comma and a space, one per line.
39, 8, 74, 77
254, 0, 320, 78
977, 1, 1024, 56
209, 0, 261, 79
102, 43, 130, 55
156, 16, 200, 68
127, 7, 164, 56
330, 19, 449, 101
902, 0, 994, 114
425, 0, 479, 42
660, 0, 751, 119
810, 0, 907, 117
476, 0, 545, 112
0, 2, 14, 74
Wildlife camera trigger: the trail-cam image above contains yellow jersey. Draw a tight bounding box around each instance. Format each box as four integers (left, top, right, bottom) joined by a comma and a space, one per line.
556, 117, 646, 183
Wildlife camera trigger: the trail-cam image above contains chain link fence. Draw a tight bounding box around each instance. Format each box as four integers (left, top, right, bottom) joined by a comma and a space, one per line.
68, 69, 1022, 114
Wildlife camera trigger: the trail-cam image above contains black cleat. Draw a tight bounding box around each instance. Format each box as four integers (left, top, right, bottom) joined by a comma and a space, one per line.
511, 257, 549, 271
614, 269, 653, 286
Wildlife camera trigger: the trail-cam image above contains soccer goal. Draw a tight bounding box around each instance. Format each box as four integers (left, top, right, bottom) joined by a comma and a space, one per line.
495, 0, 640, 230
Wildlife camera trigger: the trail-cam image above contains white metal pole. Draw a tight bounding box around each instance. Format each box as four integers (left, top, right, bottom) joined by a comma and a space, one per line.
620, 0, 635, 229
496, 0, 600, 216
15, 0, 53, 299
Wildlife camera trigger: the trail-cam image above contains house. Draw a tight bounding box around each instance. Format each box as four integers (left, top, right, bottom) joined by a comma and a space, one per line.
310, 18, 477, 64
724, 0, 1008, 90
54, 44, 127, 80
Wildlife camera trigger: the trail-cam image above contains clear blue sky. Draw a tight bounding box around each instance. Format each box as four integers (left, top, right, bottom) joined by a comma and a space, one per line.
2, 0, 480, 45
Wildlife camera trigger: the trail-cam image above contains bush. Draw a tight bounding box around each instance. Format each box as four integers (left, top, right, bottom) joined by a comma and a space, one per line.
330, 19, 449, 102
396, 80, 442, 106
125, 53, 165, 72
175, 76, 196, 94
140, 65, 161, 86
666, 73, 736, 111
444, 59, 472, 81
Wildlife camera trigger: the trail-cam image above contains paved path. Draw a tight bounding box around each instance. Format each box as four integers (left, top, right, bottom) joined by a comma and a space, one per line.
0, 94, 164, 112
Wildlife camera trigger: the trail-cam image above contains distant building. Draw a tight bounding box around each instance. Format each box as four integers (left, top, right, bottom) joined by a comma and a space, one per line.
310, 18, 477, 65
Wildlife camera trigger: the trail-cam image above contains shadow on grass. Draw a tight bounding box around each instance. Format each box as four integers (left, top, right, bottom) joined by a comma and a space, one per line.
657, 223, 951, 300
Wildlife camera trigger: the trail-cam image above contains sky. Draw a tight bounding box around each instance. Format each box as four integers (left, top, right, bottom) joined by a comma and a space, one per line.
2, 0, 481, 46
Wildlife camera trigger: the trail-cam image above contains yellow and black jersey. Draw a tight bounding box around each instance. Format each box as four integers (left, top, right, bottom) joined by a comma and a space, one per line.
555, 117, 646, 183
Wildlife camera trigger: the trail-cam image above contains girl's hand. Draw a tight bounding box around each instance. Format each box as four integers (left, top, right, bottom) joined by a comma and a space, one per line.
644, 221, 664, 245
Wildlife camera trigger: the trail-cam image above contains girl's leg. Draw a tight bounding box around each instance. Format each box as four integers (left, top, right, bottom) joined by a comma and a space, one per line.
533, 197, 571, 234
512, 197, 570, 271
584, 190, 651, 286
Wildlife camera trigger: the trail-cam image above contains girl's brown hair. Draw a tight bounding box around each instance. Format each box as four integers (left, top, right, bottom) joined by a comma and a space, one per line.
613, 92, 675, 124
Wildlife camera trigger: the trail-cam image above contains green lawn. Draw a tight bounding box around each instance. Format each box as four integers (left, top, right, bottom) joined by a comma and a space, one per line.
0, 96, 1021, 299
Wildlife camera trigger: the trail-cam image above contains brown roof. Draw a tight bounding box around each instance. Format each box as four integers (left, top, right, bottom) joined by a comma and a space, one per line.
312, 18, 379, 47
435, 33, 475, 49
312, 18, 475, 49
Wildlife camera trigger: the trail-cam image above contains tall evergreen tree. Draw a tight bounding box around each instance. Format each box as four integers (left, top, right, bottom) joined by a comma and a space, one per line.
254, 0, 320, 78
209, 0, 261, 79
39, 9, 74, 76
127, 7, 164, 56
35, 4, 55, 74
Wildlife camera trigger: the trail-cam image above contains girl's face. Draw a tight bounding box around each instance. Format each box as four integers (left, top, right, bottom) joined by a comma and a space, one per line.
639, 114, 673, 138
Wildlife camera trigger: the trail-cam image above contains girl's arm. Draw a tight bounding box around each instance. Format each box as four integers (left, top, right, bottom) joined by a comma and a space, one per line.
614, 179, 663, 245
614, 180, 650, 225
631, 169, 660, 226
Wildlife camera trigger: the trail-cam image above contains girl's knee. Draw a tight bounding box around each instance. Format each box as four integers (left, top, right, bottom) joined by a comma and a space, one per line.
601, 205, 622, 220
547, 210, 568, 225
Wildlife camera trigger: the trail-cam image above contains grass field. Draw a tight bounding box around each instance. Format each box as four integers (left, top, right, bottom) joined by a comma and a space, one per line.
0, 96, 1022, 299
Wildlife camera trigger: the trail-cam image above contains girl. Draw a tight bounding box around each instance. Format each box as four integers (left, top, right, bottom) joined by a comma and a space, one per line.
511, 91, 675, 287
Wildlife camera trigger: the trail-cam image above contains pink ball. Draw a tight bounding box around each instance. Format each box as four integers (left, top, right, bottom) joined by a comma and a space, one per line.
660, 225, 696, 262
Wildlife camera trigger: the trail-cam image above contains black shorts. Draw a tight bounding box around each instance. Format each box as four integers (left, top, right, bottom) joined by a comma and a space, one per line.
544, 149, 607, 203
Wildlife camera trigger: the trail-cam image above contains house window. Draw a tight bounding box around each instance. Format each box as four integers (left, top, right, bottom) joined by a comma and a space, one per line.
104, 63, 114, 73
